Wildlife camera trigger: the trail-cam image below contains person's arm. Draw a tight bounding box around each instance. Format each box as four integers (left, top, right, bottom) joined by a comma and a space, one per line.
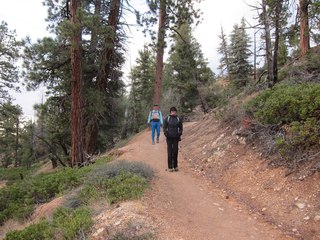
147, 111, 151, 124
163, 116, 168, 137
179, 118, 183, 136
159, 111, 163, 125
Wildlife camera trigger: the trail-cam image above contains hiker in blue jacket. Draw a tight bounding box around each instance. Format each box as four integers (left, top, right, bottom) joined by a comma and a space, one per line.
147, 104, 163, 145
163, 106, 183, 172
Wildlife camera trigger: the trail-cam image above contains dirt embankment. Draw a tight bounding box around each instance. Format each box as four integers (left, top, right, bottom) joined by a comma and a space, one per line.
180, 115, 320, 240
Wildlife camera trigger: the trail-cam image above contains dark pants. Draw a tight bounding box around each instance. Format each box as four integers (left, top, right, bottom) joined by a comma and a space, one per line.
166, 138, 179, 169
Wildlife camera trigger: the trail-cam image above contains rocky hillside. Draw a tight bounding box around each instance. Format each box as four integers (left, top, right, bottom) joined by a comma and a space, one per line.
180, 110, 320, 239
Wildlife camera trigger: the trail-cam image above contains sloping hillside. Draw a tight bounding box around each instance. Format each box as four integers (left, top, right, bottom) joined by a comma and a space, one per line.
180, 111, 320, 239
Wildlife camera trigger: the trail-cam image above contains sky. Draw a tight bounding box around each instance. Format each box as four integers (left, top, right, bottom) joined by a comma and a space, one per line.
0, 0, 257, 116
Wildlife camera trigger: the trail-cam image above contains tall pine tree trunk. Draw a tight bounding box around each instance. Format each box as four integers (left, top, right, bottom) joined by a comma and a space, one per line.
14, 120, 19, 167
272, 0, 283, 86
70, 0, 84, 167
262, 0, 274, 87
220, 27, 232, 81
153, 0, 166, 106
85, 0, 101, 155
85, 0, 121, 155
299, 0, 310, 56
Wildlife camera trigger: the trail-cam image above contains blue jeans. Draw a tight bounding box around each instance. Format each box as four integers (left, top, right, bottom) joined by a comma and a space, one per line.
151, 121, 161, 142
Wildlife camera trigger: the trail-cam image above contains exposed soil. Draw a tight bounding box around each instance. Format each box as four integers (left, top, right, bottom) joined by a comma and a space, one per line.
0, 181, 6, 189
180, 116, 320, 240
113, 125, 296, 240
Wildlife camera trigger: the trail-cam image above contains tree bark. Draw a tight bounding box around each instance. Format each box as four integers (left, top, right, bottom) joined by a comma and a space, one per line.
299, 0, 310, 56
84, 0, 101, 155
14, 119, 19, 167
153, 0, 166, 106
85, 0, 121, 155
262, 0, 274, 87
272, 0, 283, 86
96, 0, 121, 89
70, 0, 84, 167
220, 27, 232, 81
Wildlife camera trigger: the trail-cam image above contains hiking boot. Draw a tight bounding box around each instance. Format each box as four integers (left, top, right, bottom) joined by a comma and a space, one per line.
156, 138, 159, 143
174, 168, 179, 172
168, 168, 173, 172
152, 141, 155, 145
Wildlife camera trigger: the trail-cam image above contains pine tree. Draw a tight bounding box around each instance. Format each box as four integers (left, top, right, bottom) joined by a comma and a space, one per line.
22, 0, 127, 166
0, 102, 22, 167
217, 26, 231, 79
0, 22, 23, 100
128, 45, 156, 133
139, 0, 202, 106
228, 18, 252, 88
164, 24, 214, 114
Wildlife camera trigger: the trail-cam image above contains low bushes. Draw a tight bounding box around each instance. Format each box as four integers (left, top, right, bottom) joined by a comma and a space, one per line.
79, 160, 154, 204
2, 158, 154, 239
0, 168, 86, 225
4, 207, 92, 240
245, 83, 320, 163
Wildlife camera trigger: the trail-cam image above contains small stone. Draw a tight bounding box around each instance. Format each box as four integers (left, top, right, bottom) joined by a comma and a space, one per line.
292, 228, 298, 232
92, 228, 105, 237
262, 208, 267, 212
314, 215, 320, 221
303, 216, 310, 220
295, 203, 306, 209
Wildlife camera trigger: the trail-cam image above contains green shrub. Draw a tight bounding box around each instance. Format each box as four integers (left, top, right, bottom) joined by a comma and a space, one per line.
29, 168, 85, 203
4, 207, 92, 240
290, 117, 320, 147
0, 167, 86, 225
245, 83, 320, 125
94, 160, 154, 180
0, 167, 34, 182
246, 83, 320, 154
0, 182, 34, 224
4, 219, 54, 240
80, 160, 153, 204
77, 185, 100, 204
104, 171, 148, 204
52, 207, 92, 240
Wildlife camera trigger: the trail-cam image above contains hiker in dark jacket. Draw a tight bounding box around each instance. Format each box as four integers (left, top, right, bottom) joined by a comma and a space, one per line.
163, 106, 183, 172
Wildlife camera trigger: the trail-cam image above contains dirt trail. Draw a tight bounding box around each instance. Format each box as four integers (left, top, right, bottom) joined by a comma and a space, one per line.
117, 124, 295, 240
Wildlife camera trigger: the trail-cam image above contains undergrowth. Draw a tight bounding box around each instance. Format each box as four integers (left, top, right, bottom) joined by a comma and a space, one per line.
2, 157, 154, 239
4, 207, 92, 240
245, 83, 320, 168
79, 160, 154, 204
